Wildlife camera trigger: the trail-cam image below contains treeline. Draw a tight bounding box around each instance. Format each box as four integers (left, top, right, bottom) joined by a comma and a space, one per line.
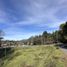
25, 22, 67, 45
27, 31, 59, 45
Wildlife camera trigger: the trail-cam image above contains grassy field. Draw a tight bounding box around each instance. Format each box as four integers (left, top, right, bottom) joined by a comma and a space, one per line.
0, 45, 66, 67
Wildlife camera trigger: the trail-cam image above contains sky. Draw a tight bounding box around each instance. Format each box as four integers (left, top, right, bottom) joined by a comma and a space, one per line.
0, 0, 67, 40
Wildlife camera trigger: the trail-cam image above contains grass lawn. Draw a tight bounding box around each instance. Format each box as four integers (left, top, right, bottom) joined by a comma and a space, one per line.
0, 45, 65, 67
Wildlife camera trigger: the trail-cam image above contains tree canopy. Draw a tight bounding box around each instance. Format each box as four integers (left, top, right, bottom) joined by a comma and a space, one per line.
59, 22, 67, 43
0, 30, 4, 46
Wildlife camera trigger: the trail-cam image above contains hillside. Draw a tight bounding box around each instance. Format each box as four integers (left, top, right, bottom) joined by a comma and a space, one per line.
0, 45, 66, 67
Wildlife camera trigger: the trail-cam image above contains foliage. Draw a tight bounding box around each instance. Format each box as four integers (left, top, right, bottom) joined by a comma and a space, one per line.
59, 22, 67, 43
0, 30, 4, 46
27, 31, 58, 45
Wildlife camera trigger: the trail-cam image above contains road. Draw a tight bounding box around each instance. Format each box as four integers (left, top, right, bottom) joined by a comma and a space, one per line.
60, 45, 67, 54
60, 48, 67, 54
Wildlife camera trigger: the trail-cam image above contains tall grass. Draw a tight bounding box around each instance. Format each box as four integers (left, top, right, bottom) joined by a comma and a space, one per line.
1, 45, 65, 67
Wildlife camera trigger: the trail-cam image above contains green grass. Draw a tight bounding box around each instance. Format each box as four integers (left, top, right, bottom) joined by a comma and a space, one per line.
1, 45, 65, 67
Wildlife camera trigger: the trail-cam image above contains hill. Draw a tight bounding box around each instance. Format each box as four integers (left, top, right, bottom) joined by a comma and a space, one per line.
0, 45, 65, 67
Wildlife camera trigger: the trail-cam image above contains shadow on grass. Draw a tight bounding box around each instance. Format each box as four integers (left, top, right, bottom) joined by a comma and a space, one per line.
55, 43, 67, 49
0, 47, 14, 58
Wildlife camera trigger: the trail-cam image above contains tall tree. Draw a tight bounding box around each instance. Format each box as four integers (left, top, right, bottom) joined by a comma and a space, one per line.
52, 31, 59, 43
0, 30, 4, 47
42, 31, 48, 44
59, 22, 67, 43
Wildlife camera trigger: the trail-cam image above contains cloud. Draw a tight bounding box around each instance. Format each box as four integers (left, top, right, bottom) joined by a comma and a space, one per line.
0, 0, 67, 40
4, 27, 42, 40
15, 0, 67, 27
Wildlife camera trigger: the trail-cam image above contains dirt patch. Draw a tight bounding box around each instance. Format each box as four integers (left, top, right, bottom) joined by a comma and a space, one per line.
61, 52, 67, 67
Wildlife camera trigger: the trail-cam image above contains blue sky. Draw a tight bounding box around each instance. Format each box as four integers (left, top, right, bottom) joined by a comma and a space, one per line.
0, 0, 67, 40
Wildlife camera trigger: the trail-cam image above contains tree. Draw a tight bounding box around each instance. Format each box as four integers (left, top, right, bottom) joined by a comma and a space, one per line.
0, 30, 4, 47
42, 31, 48, 44
59, 22, 67, 43
52, 31, 59, 43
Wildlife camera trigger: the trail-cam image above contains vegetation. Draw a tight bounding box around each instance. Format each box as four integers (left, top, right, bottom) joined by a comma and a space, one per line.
59, 22, 67, 43
0, 45, 65, 67
0, 30, 4, 47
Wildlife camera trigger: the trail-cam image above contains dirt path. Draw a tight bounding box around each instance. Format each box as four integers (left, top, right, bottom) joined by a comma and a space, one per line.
60, 48, 67, 67
61, 48, 67, 53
